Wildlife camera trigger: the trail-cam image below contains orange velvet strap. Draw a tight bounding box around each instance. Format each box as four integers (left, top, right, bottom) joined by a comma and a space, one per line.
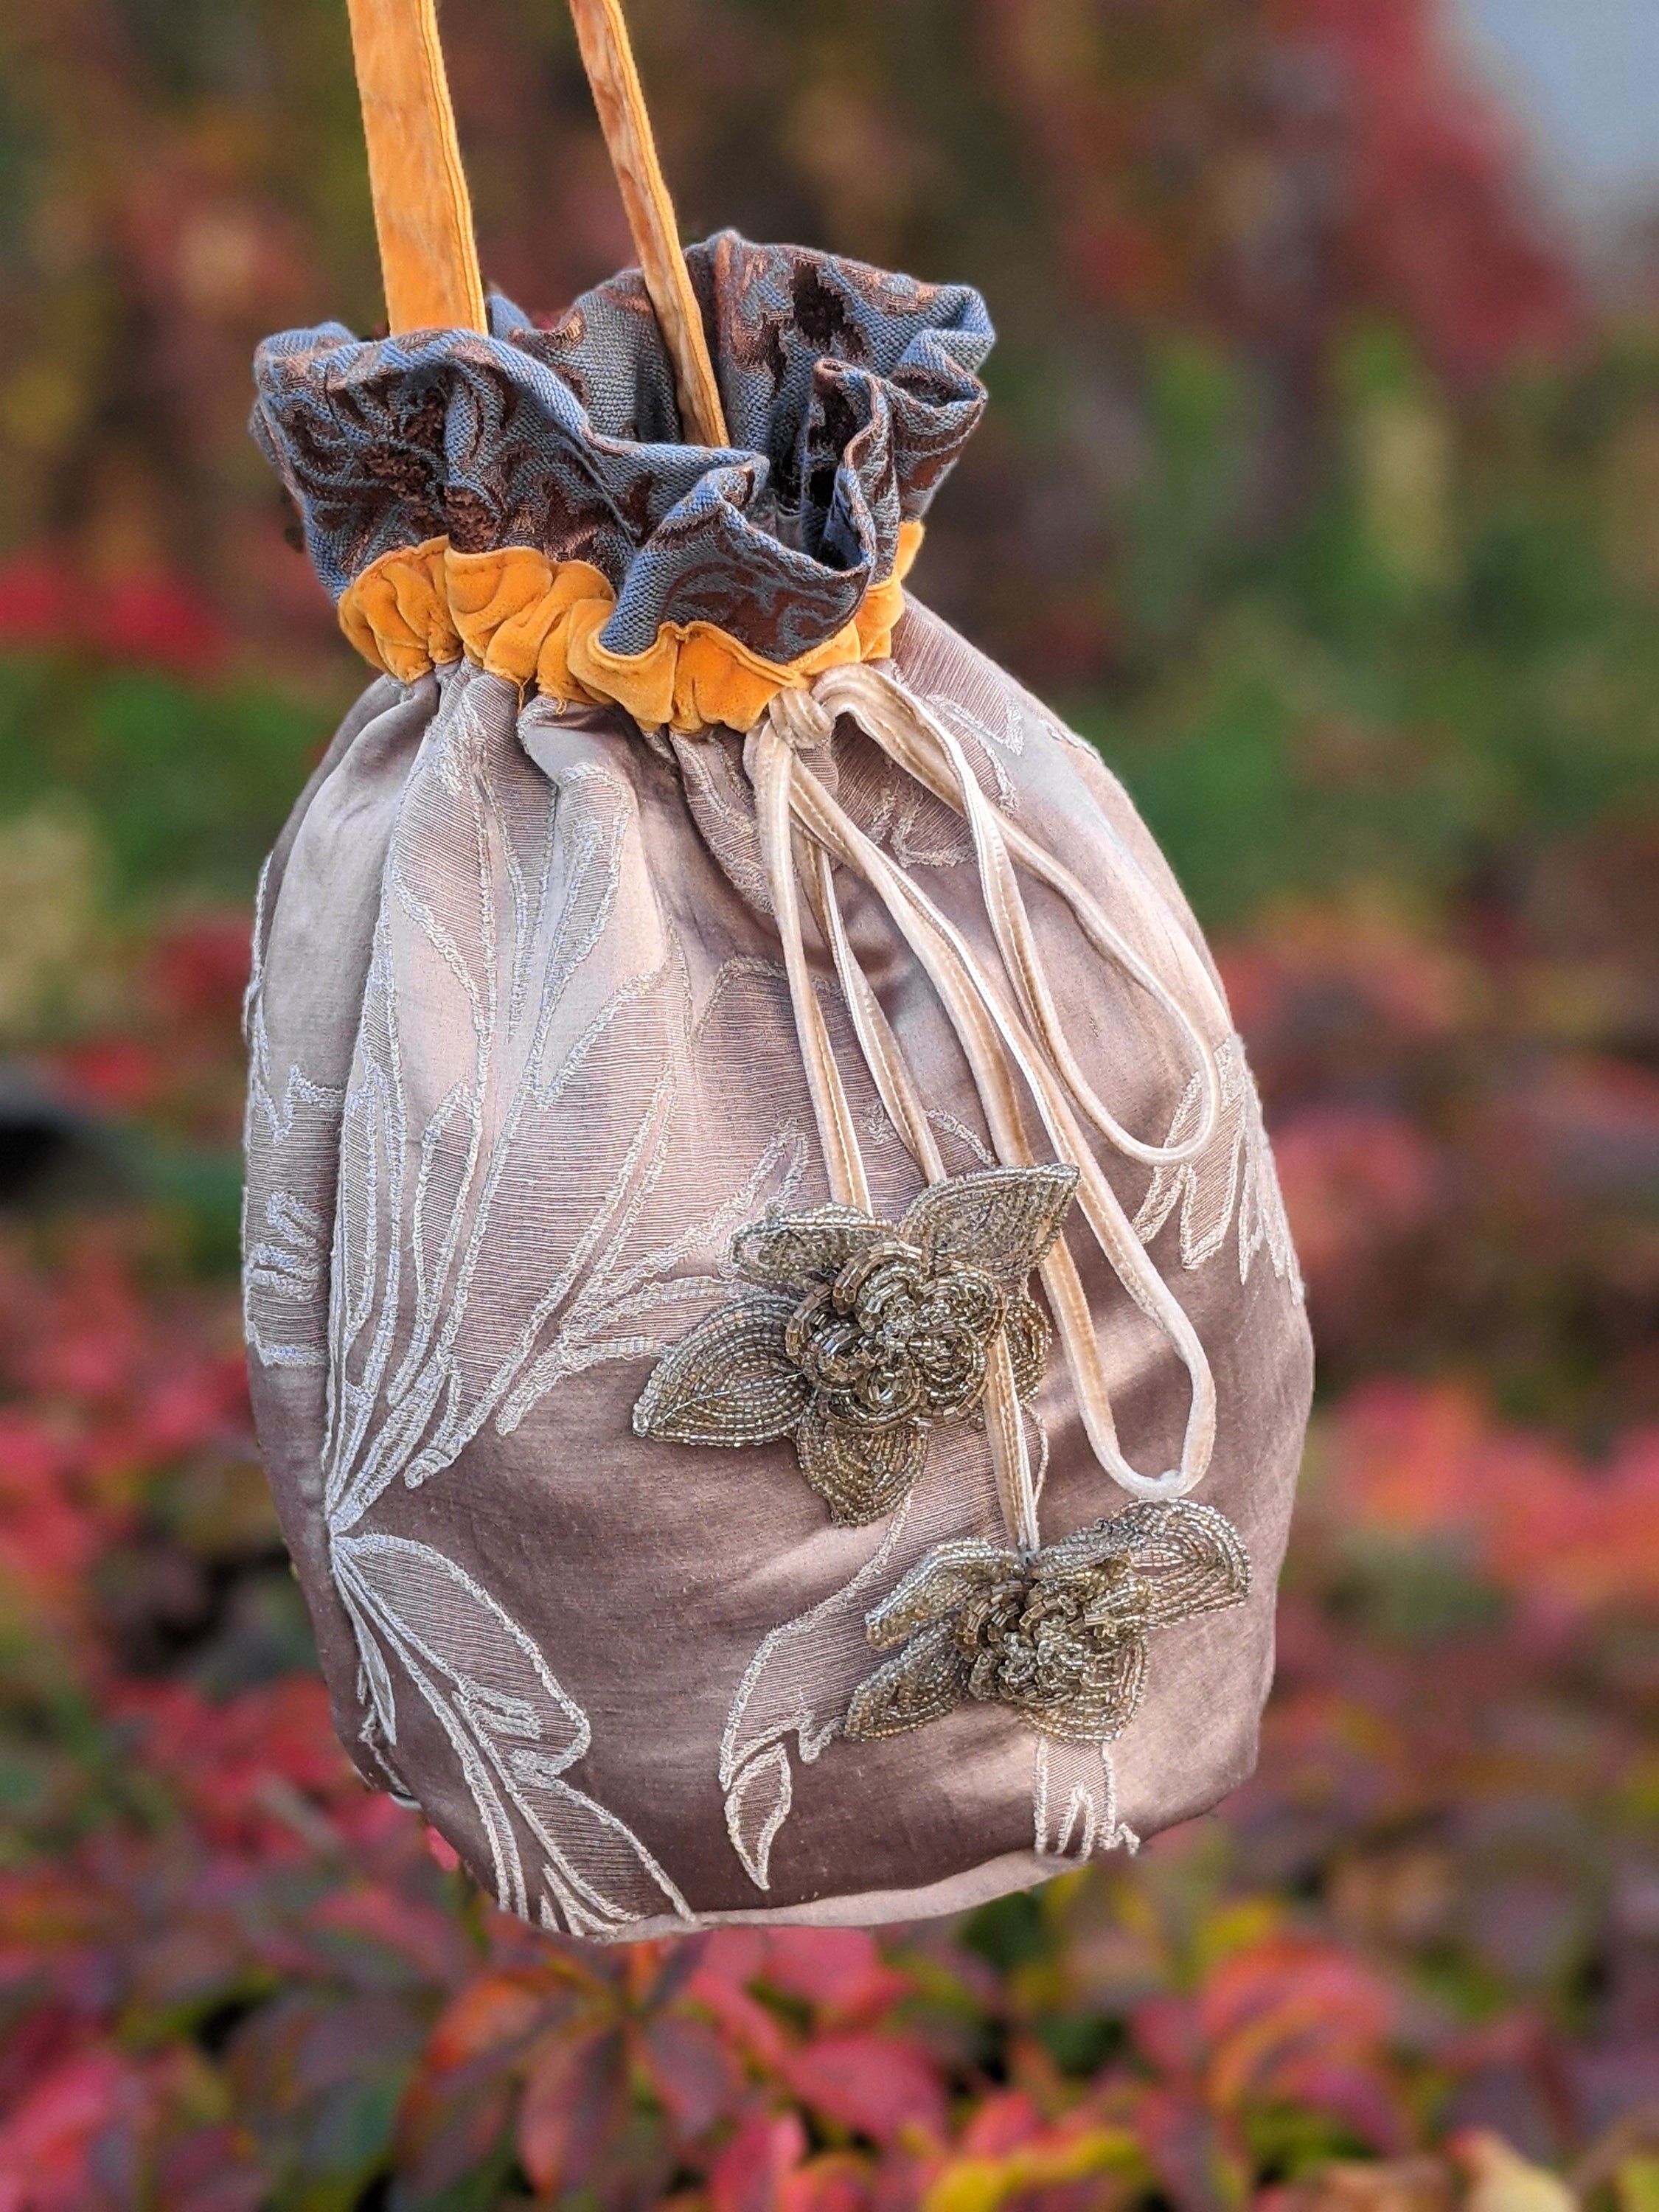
337, 521, 925, 734
344, 0, 487, 336
566, 0, 728, 445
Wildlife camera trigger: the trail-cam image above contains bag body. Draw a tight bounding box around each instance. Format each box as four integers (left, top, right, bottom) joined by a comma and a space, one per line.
246, 237, 1310, 1938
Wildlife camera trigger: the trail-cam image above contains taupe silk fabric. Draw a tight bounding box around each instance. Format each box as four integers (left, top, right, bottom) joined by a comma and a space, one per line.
243, 603, 1312, 1938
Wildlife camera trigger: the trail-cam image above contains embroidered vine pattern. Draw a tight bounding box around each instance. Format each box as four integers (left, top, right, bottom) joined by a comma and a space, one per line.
242, 858, 346, 1378
633, 1164, 1077, 1526
1134, 1032, 1303, 1296
248, 673, 814, 1936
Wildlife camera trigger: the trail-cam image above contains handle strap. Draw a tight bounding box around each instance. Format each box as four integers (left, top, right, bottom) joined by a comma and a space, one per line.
345, 0, 728, 445
344, 0, 487, 335
567, 0, 731, 445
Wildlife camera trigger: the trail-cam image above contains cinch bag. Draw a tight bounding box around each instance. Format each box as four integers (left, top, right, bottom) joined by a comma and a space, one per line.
243, 12, 1310, 1944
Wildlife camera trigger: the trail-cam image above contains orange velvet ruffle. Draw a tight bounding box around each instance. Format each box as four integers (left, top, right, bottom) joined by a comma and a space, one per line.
337, 520, 923, 735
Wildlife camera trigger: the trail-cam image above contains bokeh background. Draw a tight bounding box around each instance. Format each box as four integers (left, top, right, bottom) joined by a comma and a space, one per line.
1, 2, 1657, 2206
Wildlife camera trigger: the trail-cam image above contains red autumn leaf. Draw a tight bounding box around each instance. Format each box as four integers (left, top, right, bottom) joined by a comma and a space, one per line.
1132, 1994, 1206, 2081
1217, 908, 1465, 1052
1262, 2057, 1411, 2155
516, 2023, 629, 2197
782, 2032, 947, 2146
958, 2090, 1046, 2157
710, 2110, 808, 2212
640, 2009, 742, 2137
1132, 2083, 1248, 2212
97, 573, 229, 677
307, 1885, 473, 1991
759, 1930, 908, 2025
423, 1825, 460, 1873
1326, 1380, 1495, 1543
688, 1945, 790, 2070
1197, 1937, 1400, 2129
1326, 1383, 1659, 1627
1272, 1104, 1439, 1285
396, 2073, 521, 2208
0, 556, 74, 650
146, 917, 250, 1026
0, 2047, 151, 2212
780, 2151, 874, 2212
0, 557, 229, 677
153, 2122, 268, 2212
54, 1038, 164, 1116
637, 1929, 712, 2009
1481, 1426, 1659, 1622
422, 1975, 560, 2075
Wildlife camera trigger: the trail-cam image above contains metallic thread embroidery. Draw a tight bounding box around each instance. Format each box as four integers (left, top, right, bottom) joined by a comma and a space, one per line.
842, 1500, 1250, 1743
632, 1165, 1078, 1525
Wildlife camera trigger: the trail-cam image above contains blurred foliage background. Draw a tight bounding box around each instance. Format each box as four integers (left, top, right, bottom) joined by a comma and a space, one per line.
1, 2, 1657, 2208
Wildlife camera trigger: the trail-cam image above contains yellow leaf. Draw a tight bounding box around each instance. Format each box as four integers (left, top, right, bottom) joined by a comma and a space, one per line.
922, 2126, 1144, 2212
1455, 2131, 1577, 2212
1614, 2157, 1659, 2212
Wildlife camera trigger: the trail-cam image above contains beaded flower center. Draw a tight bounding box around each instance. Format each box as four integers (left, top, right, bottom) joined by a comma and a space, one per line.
956, 1557, 1153, 1707
784, 1241, 1004, 1432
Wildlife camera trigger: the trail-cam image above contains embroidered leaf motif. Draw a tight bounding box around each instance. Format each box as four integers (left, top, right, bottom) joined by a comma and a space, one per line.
633, 1166, 1079, 1526
1134, 1032, 1302, 1295
843, 1499, 1250, 1747
274, 679, 814, 1935
631, 1292, 807, 1447
333, 1531, 692, 1938
717, 1487, 922, 1895
1034, 1737, 1141, 1861
723, 1741, 793, 1891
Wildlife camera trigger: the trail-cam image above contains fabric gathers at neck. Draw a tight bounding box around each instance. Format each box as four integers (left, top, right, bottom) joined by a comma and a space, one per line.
338, 520, 923, 733
252, 234, 992, 733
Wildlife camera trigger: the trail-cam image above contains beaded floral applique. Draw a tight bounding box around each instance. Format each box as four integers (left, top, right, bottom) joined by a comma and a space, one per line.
843, 1500, 1250, 1743
632, 1165, 1078, 1525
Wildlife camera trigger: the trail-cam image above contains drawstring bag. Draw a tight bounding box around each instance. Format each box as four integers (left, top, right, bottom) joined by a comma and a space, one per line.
243, 0, 1311, 1940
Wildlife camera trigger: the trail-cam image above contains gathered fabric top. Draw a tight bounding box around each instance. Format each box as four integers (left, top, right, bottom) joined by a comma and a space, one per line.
251, 234, 992, 731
